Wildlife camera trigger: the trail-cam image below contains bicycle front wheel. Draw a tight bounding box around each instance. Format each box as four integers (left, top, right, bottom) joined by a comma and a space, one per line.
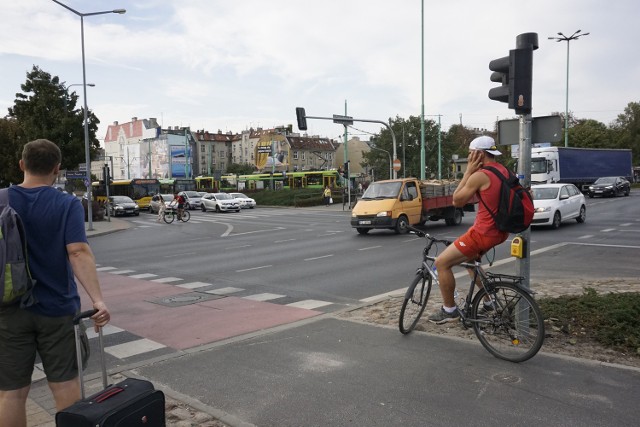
471, 283, 544, 363
399, 273, 432, 334
163, 211, 175, 224
180, 210, 191, 222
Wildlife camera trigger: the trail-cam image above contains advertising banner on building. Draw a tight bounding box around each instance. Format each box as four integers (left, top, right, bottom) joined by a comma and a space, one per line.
170, 145, 192, 178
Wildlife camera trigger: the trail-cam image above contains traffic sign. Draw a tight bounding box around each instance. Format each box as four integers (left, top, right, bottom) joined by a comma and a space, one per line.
393, 159, 401, 172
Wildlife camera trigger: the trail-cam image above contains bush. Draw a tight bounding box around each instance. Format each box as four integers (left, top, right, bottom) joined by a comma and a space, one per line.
538, 288, 640, 353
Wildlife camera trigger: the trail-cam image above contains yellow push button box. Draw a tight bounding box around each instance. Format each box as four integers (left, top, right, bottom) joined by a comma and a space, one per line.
511, 236, 525, 258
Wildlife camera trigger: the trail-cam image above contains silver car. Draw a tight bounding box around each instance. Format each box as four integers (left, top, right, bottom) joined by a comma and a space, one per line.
531, 184, 586, 229
107, 196, 140, 217
179, 191, 203, 210
201, 193, 240, 213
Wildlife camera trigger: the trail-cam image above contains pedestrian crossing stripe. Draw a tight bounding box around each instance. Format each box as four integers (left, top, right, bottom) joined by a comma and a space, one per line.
205, 287, 245, 295
105, 338, 166, 359
243, 293, 286, 302
177, 282, 212, 289
286, 300, 334, 310
151, 277, 182, 283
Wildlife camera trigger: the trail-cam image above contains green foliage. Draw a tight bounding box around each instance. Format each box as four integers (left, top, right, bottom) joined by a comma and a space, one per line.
0, 118, 25, 186
250, 188, 334, 207
539, 289, 640, 353
226, 163, 256, 175
7, 66, 100, 171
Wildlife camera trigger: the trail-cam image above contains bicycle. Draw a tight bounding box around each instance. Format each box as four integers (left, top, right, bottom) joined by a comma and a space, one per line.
398, 226, 544, 363
163, 206, 190, 224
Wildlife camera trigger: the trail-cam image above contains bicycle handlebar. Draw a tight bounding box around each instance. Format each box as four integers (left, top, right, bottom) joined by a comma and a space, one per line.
407, 226, 453, 246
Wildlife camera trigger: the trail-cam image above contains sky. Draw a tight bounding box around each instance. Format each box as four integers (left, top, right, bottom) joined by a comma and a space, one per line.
1, 0, 638, 147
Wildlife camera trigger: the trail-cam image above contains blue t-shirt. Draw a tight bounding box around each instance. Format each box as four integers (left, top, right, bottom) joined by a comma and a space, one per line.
9, 186, 88, 317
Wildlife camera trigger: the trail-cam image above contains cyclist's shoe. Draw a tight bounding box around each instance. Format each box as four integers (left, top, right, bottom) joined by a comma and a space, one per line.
428, 307, 460, 324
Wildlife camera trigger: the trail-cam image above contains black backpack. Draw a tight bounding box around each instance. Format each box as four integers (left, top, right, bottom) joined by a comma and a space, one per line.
479, 166, 534, 234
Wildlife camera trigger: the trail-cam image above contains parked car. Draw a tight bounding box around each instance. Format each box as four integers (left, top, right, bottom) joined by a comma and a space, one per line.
149, 194, 174, 214
587, 176, 631, 198
201, 193, 241, 213
179, 191, 203, 210
531, 184, 586, 229
230, 192, 256, 209
107, 196, 140, 217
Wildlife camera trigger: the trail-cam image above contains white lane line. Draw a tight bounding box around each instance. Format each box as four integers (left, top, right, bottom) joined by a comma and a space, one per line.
304, 254, 334, 261
177, 282, 212, 289
236, 265, 272, 272
105, 338, 166, 359
129, 273, 158, 279
205, 287, 244, 295
243, 293, 286, 302
230, 227, 286, 236
577, 235, 594, 239
108, 270, 136, 275
601, 228, 616, 232
359, 242, 570, 303
96, 266, 117, 272
151, 277, 183, 283
86, 324, 124, 339
620, 223, 632, 226
221, 223, 234, 237
571, 242, 640, 249
358, 246, 382, 251
286, 300, 333, 310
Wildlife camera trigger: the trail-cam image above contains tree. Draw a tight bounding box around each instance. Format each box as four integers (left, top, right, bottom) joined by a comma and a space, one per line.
0, 118, 25, 187
7, 66, 100, 171
611, 101, 640, 165
227, 162, 257, 175
568, 119, 613, 149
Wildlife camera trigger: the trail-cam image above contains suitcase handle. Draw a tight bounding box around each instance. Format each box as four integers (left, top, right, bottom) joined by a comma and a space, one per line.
74, 308, 109, 398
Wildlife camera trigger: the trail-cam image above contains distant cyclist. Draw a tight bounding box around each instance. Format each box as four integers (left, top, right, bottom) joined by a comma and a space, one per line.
171, 192, 186, 220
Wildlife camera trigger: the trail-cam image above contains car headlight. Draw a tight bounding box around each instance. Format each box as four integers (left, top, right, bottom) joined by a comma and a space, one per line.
534, 207, 550, 213
605, 185, 613, 189
376, 211, 392, 217
588, 186, 594, 190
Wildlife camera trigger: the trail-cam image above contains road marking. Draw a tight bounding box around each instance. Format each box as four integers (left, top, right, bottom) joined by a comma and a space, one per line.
274, 239, 296, 243
304, 254, 334, 261
205, 287, 244, 295
287, 300, 333, 309
177, 282, 212, 289
601, 228, 616, 232
358, 246, 382, 251
151, 277, 183, 283
236, 265, 272, 272
108, 269, 136, 275
96, 266, 117, 272
620, 223, 632, 226
570, 242, 640, 249
229, 227, 286, 236
243, 293, 286, 302
128, 273, 158, 279
86, 324, 124, 339
577, 235, 594, 239
105, 338, 166, 359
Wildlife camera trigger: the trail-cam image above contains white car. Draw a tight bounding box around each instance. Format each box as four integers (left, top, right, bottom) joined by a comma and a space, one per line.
531, 184, 586, 229
149, 194, 174, 214
230, 192, 256, 209
179, 191, 203, 210
201, 193, 241, 213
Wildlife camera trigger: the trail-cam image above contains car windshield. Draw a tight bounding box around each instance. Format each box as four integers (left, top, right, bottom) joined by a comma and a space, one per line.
532, 187, 559, 200
111, 196, 134, 203
231, 193, 248, 199
183, 191, 200, 197
215, 193, 232, 200
594, 177, 615, 184
197, 192, 206, 197
160, 194, 173, 201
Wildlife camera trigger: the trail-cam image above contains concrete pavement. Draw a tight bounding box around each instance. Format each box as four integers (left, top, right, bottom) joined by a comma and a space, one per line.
26, 212, 640, 426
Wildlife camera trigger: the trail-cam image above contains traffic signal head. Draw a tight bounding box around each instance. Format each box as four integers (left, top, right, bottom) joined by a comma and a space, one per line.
343, 161, 350, 179
295, 107, 307, 131
488, 48, 533, 115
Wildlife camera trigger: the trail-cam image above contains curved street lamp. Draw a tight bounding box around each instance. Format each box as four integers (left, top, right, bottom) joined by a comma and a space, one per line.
548, 30, 590, 148
64, 83, 95, 110
51, 0, 126, 231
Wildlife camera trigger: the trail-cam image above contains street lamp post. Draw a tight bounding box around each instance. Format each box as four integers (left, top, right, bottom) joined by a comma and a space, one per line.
548, 30, 589, 148
64, 83, 94, 110
51, 0, 126, 231
368, 144, 392, 179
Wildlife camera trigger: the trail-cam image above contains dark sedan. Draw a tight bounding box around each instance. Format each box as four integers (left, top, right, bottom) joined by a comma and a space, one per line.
107, 196, 140, 216
587, 177, 631, 198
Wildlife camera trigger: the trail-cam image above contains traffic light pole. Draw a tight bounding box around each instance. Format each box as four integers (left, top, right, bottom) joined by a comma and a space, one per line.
516, 113, 532, 290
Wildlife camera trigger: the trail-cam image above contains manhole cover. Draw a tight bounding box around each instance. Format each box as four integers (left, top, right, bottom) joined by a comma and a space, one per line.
492, 373, 521, 384
146, 292, 223, 307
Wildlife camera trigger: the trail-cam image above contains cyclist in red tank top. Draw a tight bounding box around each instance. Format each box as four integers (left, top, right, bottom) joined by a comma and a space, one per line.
427, 136, 510, 324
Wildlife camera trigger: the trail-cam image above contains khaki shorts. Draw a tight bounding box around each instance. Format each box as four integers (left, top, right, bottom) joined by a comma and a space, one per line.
0, 306, 77, 390
454, 227, 509, 260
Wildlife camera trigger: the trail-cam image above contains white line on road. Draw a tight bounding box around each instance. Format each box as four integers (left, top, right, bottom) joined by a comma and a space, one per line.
96, 267, 117, 272
620, 223, 632, 226
151, 277, 183, 283
287, 300, 334, 309
108, 269, 136, 275
205, 287, 244, 295
570, 242, 640, 249
128, 273, 158, 279
577, 235, 594, 239
304, 254, 334, 261
229, 227, 286, 236
243, 293, 286, 301
358, 246, 382, 251
601, 228, 616, 232
236, 265, 272, 272
105, 338, 166, 359
177, 282, 212, 289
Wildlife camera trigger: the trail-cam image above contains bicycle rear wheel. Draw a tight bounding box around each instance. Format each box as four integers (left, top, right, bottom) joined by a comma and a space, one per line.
471, 283, 544, 363
180, 210, 191, 222
399, 273, 432, 334
163, 211, 175, 224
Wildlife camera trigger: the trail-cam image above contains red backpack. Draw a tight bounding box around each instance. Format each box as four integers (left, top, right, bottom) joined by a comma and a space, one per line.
479, 166, 534, 234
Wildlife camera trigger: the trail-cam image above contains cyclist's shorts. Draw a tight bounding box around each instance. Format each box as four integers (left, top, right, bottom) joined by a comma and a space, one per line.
453, 227, 508, 259
177, 204, 184, 209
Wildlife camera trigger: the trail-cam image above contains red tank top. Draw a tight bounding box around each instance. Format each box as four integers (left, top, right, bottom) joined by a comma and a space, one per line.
473, 163, 510, 239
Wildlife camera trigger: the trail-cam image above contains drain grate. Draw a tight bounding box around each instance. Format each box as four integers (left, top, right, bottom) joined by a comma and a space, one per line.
146, 292, 224, 307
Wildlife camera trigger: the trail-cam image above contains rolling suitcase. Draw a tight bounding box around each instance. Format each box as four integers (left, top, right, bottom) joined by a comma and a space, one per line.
56, 309, 166, 426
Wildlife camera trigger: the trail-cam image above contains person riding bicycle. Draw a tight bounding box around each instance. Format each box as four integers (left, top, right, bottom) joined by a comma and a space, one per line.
171, 192, 186, 220
428, 136, 510, 324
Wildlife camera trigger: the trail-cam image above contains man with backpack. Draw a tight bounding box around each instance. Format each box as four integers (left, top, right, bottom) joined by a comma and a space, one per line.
428, 136, 513, 324
0, 139, 111, 426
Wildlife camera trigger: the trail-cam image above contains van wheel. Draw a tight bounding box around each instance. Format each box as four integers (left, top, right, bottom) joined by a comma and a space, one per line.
395, 215, 409, 234
445, 209, 463, 226
356, 228, 370, 235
